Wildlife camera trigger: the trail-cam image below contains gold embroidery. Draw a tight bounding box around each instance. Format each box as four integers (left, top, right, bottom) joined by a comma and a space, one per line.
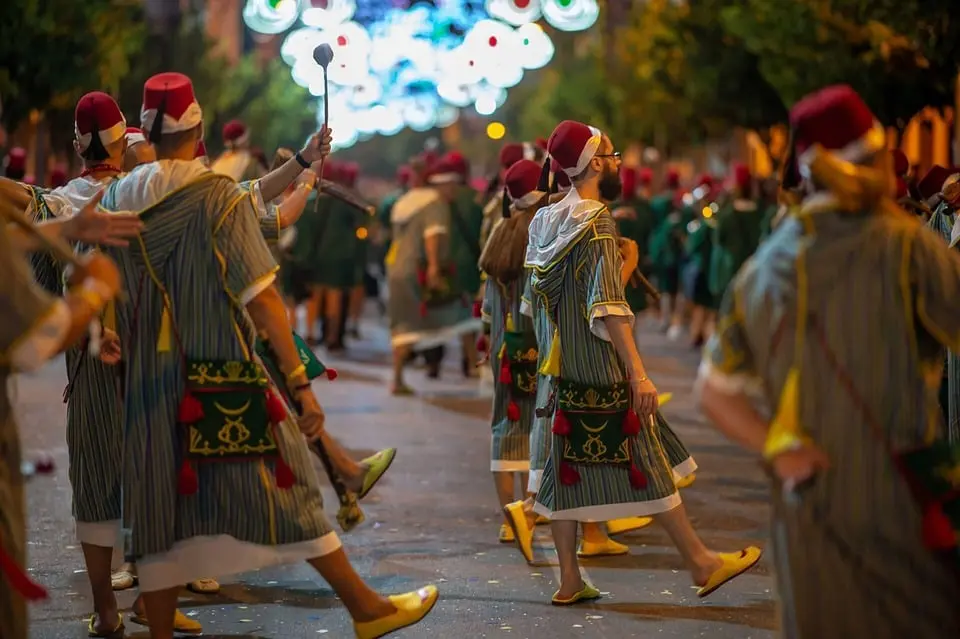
187, 362, 266, 386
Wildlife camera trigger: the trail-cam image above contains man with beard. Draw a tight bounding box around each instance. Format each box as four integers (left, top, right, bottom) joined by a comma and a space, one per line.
523, 120, 758, 605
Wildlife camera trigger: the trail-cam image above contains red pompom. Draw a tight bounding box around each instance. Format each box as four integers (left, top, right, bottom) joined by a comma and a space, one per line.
499, 360, 512, 384
419, 301, 428, 317
476, 334, 489, 353
177, 392, 204, 424
507, 399, 521, 421
472, 300, 483, 318
34, 454, 55, 474
629, 464, 648, 490
177, 460, 199, 495
0, 548, 48, 601
552, 409, 571, 436
559, 461, 581, 486
266, 389, 287, 423
922, 502, 957, 551
274, 455, 296, 489
325, 368, 338, 381
622, 409, 642, 436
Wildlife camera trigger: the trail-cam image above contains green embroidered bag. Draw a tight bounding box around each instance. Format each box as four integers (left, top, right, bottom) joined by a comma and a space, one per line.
502, 331, 538, 397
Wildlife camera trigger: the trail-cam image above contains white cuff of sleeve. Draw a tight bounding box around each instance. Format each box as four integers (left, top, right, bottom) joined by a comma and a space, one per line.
520, 299, 533, 318
252, 182, 269, 218
588, 303, 634, 341
278, 227, 297, 251
423, 225, 447, 239
11, 300, 70, 372
239, 272, 277, 305
696, 360, 763, 395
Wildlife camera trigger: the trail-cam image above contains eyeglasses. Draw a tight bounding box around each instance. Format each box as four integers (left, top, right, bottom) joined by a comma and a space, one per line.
595, 152, 621, 160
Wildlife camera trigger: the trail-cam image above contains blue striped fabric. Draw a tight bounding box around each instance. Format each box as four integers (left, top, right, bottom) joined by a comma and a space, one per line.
102, 173, 332, 559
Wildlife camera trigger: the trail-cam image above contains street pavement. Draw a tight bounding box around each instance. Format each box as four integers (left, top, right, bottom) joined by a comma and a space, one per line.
17, 317, 777, 638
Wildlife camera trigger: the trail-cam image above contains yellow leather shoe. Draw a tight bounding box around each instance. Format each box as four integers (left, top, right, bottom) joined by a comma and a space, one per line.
130, 608, 202, 635
606, 516, 653, 536
577, 538, 629, 558
551, 581, 601, 606
499, 524, 515, 543
502, 501, 535, 563
676, 473, 697, 489
358, 448, 397, 499
354, 585, 439, 639
697, 546, 762, 598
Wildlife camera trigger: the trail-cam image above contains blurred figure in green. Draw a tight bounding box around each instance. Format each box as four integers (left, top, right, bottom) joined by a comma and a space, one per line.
708, 164, 763, 305
611, 166, 657, 325
648, 168, 685, 334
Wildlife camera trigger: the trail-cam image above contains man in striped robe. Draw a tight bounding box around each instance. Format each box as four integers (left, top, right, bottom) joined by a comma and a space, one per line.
699, 84, 960, 638
100, 72, 437, 639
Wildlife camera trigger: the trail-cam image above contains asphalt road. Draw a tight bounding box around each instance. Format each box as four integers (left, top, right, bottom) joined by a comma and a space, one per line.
17, 318, 777, 638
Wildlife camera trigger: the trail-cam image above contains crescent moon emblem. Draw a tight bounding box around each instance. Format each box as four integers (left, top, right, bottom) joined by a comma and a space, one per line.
582, 421, 607, 434
213, 399, 252, 416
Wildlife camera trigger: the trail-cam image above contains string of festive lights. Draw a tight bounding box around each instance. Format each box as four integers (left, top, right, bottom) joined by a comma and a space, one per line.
243, 0, 599, 149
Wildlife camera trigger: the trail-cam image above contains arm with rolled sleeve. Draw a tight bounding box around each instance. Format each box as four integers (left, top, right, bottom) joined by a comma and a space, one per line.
581, 215, 634, 342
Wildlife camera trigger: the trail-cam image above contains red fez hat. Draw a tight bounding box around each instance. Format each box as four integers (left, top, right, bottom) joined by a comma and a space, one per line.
545, 120, 602, 177
222, 119, 248, 146
731, 163, 751, 190
891, 149, 909, 177
917, 165, 955, 200
499, 143, 524, 169
194, 140, 207, 159
397, 164, 412, 186
74, 92, 126, 156
427, 151, 468, 185
665, 167, 680, 189
620, 166, 638, 201
504, 159, 544, 208
421, 150, 438, 166
790, 85, 884, 172
6, 147, 26, 171
638, 167, 653, 185
49, 165, 68, 188
343, 162, 360, 187
141, 72, 203, 144
895, 177, 909, 200
535, 137, 548, 150
125, 126, 146, 147
324, 159, 341, 183
697, 173, 714, 187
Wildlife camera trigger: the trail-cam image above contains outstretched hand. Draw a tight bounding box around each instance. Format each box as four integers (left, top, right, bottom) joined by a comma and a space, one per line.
299, 126, 334, 165
63, 190, 143, 247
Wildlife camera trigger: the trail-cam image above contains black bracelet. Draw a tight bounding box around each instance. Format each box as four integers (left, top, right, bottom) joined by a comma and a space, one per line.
294, 151, 311, 169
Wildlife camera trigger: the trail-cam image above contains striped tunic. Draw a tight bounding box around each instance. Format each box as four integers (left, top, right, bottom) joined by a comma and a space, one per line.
701, 208, 960, 637
521, 274, 553, 492
482, 274, 534, 472
101, 161, 333, 586
528, 205, 694, 521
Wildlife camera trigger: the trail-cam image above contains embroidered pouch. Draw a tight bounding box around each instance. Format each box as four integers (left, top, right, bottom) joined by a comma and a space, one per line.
503, 331, 538, 397
555, 379, 632, 465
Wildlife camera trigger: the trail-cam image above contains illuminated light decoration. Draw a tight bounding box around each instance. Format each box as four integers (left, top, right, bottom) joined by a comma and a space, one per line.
485, 0, 541, 26
435, 104, 460, 128
475, 95, 497, 116
462, 20, 525, 88
345, 76, 384, 107
301, 0, 356, 30
281, 28, 322, 66
436, 82, 474, 108
486, 121, 506, 140
542, 0, 599, 32
243, 0, 301, 35
516, 22, 554, 69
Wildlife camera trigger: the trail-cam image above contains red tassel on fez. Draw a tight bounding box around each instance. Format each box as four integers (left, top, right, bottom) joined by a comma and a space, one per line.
178, 460, 199, 495
552, 409, 571, 436
559, 461, 581, 486
274, 455, 296, 489
507, 399, 521, 421
922, 502, 957, 550
0, 549, 48, 601
325, 368, 339, 381
419, 301, 428, 317
177, 391, 204, 424
266, 389, 287, 423
472, 300, 483, 318
499, 359, 512, 384
629, 464, 648, 489
622, 409, 641, 436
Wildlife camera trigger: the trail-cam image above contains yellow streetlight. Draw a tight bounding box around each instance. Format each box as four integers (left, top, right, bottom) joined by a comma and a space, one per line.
486, 122, 506, 140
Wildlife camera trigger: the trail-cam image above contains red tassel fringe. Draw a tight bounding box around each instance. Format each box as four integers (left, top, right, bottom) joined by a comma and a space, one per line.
507, 399, 521, 421
922, 502, 957, 551
0, 548, 48, 601
622, 410, 641, 436
177, 392, 204, 424
472, 300, 483, 318
629, 464, 648, 490
266, 390, 287, 423
499, 361, 512, 384
325, 368, 339, 381
552, 410, 571, 436
476, 334, 489, 353
177, 460, 199, 495
559, 461, 581, 486
274, 456, 296, 489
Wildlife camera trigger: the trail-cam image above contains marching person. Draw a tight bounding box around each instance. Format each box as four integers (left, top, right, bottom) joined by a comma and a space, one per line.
210, 119, 264, 182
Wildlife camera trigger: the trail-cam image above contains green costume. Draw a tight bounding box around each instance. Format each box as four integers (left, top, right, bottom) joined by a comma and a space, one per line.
682, 216, 717, 309
280, 191, 326, 301
648, 194, 689, 296
449, 186, 484, 300
613, 197, 656, 312
708, 199, 764, 300
313, 196, 365, 289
